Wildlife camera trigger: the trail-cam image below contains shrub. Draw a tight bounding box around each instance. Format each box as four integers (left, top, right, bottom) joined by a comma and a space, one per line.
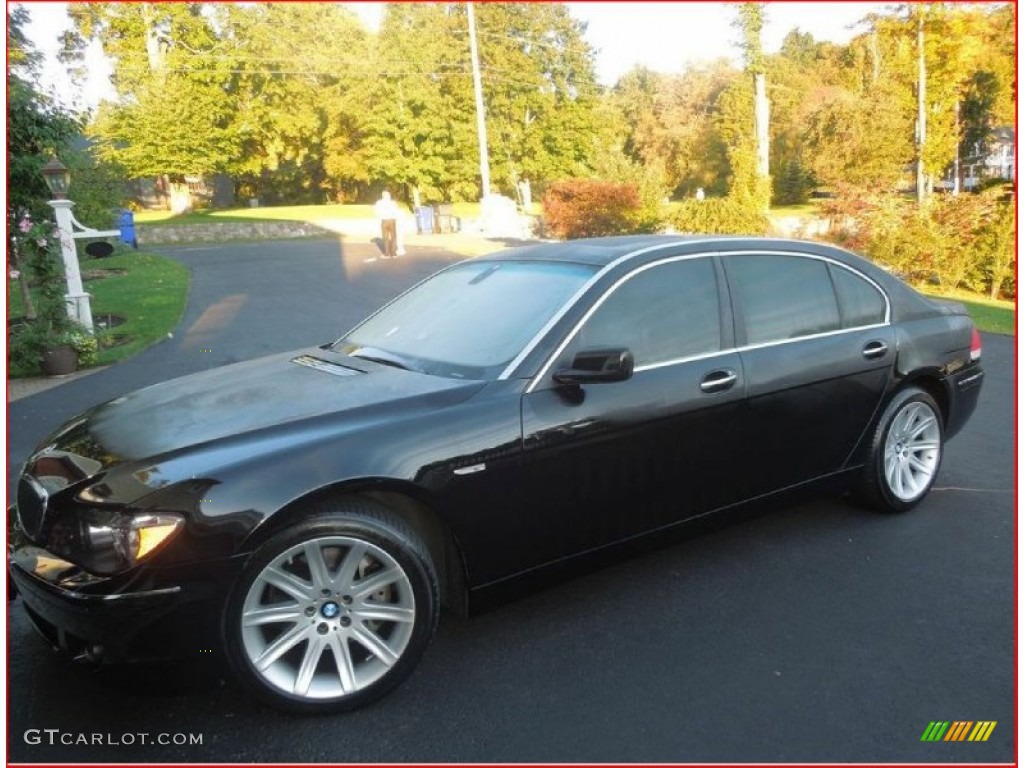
819, 186, 1016, 297
670, 197, 770, 236
587, 152, 669, 233
542, 179, 644, 239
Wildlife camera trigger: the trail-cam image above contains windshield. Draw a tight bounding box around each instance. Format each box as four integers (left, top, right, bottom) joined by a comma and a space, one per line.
334, 260, 597, 379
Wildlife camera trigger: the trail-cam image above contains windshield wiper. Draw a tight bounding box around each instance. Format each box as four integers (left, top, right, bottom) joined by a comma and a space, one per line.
349, 347, 415, 372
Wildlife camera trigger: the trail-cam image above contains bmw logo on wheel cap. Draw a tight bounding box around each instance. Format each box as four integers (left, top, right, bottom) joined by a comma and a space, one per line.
320, 601, 340, 619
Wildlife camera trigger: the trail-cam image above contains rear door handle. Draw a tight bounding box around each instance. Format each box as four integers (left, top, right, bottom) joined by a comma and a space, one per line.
862, 340, 889, 360
700, 369, 737, 394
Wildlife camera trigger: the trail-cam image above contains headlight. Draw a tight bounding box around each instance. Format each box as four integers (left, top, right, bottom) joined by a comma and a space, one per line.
51, 511, 184, 575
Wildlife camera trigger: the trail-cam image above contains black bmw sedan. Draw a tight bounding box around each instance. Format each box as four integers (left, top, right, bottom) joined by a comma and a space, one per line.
9, 235, 983, 713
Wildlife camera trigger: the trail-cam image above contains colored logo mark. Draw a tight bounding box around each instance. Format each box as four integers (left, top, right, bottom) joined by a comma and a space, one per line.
921, 721, 997, 742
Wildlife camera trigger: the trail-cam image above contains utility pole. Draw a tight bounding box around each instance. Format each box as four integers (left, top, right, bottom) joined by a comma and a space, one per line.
467, 3, 491, 199
916, 11, 927, 204
952, 99, 961, 195
754, 72, 770, 184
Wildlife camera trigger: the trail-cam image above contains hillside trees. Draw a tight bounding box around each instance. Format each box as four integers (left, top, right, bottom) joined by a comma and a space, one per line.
62, 1, 605, 204
52, 2, 1013, 209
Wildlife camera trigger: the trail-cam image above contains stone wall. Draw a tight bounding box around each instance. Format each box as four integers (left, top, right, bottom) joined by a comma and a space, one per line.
137, 220, 333, 245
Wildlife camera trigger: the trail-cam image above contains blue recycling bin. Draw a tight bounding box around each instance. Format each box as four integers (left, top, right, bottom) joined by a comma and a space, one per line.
118, 209, 137, 248
414, 205, 435, 234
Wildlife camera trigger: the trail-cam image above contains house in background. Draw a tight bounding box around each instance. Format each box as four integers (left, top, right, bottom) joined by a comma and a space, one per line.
127, 174, 235, 211
963, 126, 1016, 190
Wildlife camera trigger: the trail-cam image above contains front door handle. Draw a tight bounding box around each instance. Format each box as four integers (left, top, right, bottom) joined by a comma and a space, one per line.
862, 340, 889, 360
700, 369, 738, 394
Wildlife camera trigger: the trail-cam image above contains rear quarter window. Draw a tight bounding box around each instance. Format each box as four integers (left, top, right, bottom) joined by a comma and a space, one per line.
829, 264, 887, 327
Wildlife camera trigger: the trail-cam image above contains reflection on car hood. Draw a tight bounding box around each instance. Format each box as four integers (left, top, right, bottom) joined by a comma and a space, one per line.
40, 348, 485, 474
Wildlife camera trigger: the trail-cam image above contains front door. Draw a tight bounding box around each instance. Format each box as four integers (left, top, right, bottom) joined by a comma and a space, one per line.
516, 255, 747, 571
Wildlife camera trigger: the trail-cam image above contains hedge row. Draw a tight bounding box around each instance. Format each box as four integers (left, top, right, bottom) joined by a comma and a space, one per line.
820, 186, 1015, 299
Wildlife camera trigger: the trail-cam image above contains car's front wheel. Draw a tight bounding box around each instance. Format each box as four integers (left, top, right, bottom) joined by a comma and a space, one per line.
859, 386, 944, 512
224, 499, 439, 713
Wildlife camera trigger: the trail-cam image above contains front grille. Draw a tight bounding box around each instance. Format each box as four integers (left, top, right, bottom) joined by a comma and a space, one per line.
17, 477, 48, 542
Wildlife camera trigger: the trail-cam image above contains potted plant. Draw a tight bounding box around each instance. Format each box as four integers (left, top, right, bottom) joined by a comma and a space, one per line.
41, 327, 100, 375
40, 336, 79, 376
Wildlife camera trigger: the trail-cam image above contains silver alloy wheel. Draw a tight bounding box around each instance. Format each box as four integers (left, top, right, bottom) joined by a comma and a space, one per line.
241, 535, 416, 700
883, 400, 941, 502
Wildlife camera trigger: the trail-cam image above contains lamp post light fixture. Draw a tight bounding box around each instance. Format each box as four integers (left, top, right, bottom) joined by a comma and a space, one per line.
41, 155, 71, 199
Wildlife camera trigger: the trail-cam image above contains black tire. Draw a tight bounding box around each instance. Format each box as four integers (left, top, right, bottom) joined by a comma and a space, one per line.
223, 497, 439, 714
858, 386, 944, 513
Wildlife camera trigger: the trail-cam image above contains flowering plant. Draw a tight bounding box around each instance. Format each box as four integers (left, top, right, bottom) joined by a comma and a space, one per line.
8, 212, 92, 373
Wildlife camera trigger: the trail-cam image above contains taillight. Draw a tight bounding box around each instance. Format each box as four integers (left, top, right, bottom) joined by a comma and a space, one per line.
970, 327, 982, 362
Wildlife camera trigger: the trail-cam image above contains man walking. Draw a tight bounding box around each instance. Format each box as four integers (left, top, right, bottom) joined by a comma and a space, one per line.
375, 191, 400, 259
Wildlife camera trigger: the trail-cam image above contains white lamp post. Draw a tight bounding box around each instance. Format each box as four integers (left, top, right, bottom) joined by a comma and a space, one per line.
42, 156, 121, 333
42, 156, 92, 331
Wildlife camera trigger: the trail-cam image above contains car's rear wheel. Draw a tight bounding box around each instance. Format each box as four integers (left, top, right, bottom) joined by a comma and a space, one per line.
859, 387, 944, 512
224, 498, 439, 713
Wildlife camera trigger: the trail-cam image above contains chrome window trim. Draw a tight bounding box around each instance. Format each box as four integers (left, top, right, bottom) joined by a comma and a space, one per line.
632, 320, 890, 373
498, 239, 722, 380
633, 348, 736, 373
735, 320, 890, 354
525, 248, 892, 393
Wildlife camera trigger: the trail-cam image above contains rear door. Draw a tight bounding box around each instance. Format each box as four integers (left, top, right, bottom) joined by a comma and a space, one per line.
723, 251, 893, 496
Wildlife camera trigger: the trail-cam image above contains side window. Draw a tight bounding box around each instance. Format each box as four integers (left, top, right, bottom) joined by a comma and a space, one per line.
830, 264, 886, 328
728, 254, 840, 344
574, 257, 721, 367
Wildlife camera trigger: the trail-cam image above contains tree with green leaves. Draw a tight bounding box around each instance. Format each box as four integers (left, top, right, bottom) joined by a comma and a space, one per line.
7, 7, 81, 220
610, 62, 733, 199
7, 7, 81, 319
354, 3, 478, 202
471, 2, 603, 190
66, 3, 243, 183
221, 3, 369, 203
352, 2, 604, 203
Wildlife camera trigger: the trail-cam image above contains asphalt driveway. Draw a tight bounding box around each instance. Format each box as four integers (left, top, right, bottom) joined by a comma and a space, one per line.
6, 238, 1015, 763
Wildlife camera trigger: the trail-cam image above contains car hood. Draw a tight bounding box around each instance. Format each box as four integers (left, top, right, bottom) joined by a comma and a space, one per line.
32, 348, 486, 484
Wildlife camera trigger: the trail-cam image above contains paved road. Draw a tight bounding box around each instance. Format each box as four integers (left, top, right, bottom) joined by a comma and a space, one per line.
7, 240, 1015, 763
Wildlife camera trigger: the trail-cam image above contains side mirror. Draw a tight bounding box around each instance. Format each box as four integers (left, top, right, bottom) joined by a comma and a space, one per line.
553, 348, 634, 386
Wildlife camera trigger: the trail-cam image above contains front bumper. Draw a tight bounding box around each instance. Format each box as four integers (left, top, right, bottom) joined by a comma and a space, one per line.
8, 541, 245, 664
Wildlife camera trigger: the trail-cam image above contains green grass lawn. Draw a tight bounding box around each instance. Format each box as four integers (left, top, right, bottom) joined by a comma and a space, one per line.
767, 202, 822, 220
134, 200, 545, 227
921, 287, 1016, 335
134, 204, 388, 226
8, 248, 190, 377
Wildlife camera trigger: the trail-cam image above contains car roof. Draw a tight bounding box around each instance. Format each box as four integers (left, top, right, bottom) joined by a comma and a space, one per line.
474, 235, 722, 267
476, 234, 865, 268
475, 234, 937, 323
